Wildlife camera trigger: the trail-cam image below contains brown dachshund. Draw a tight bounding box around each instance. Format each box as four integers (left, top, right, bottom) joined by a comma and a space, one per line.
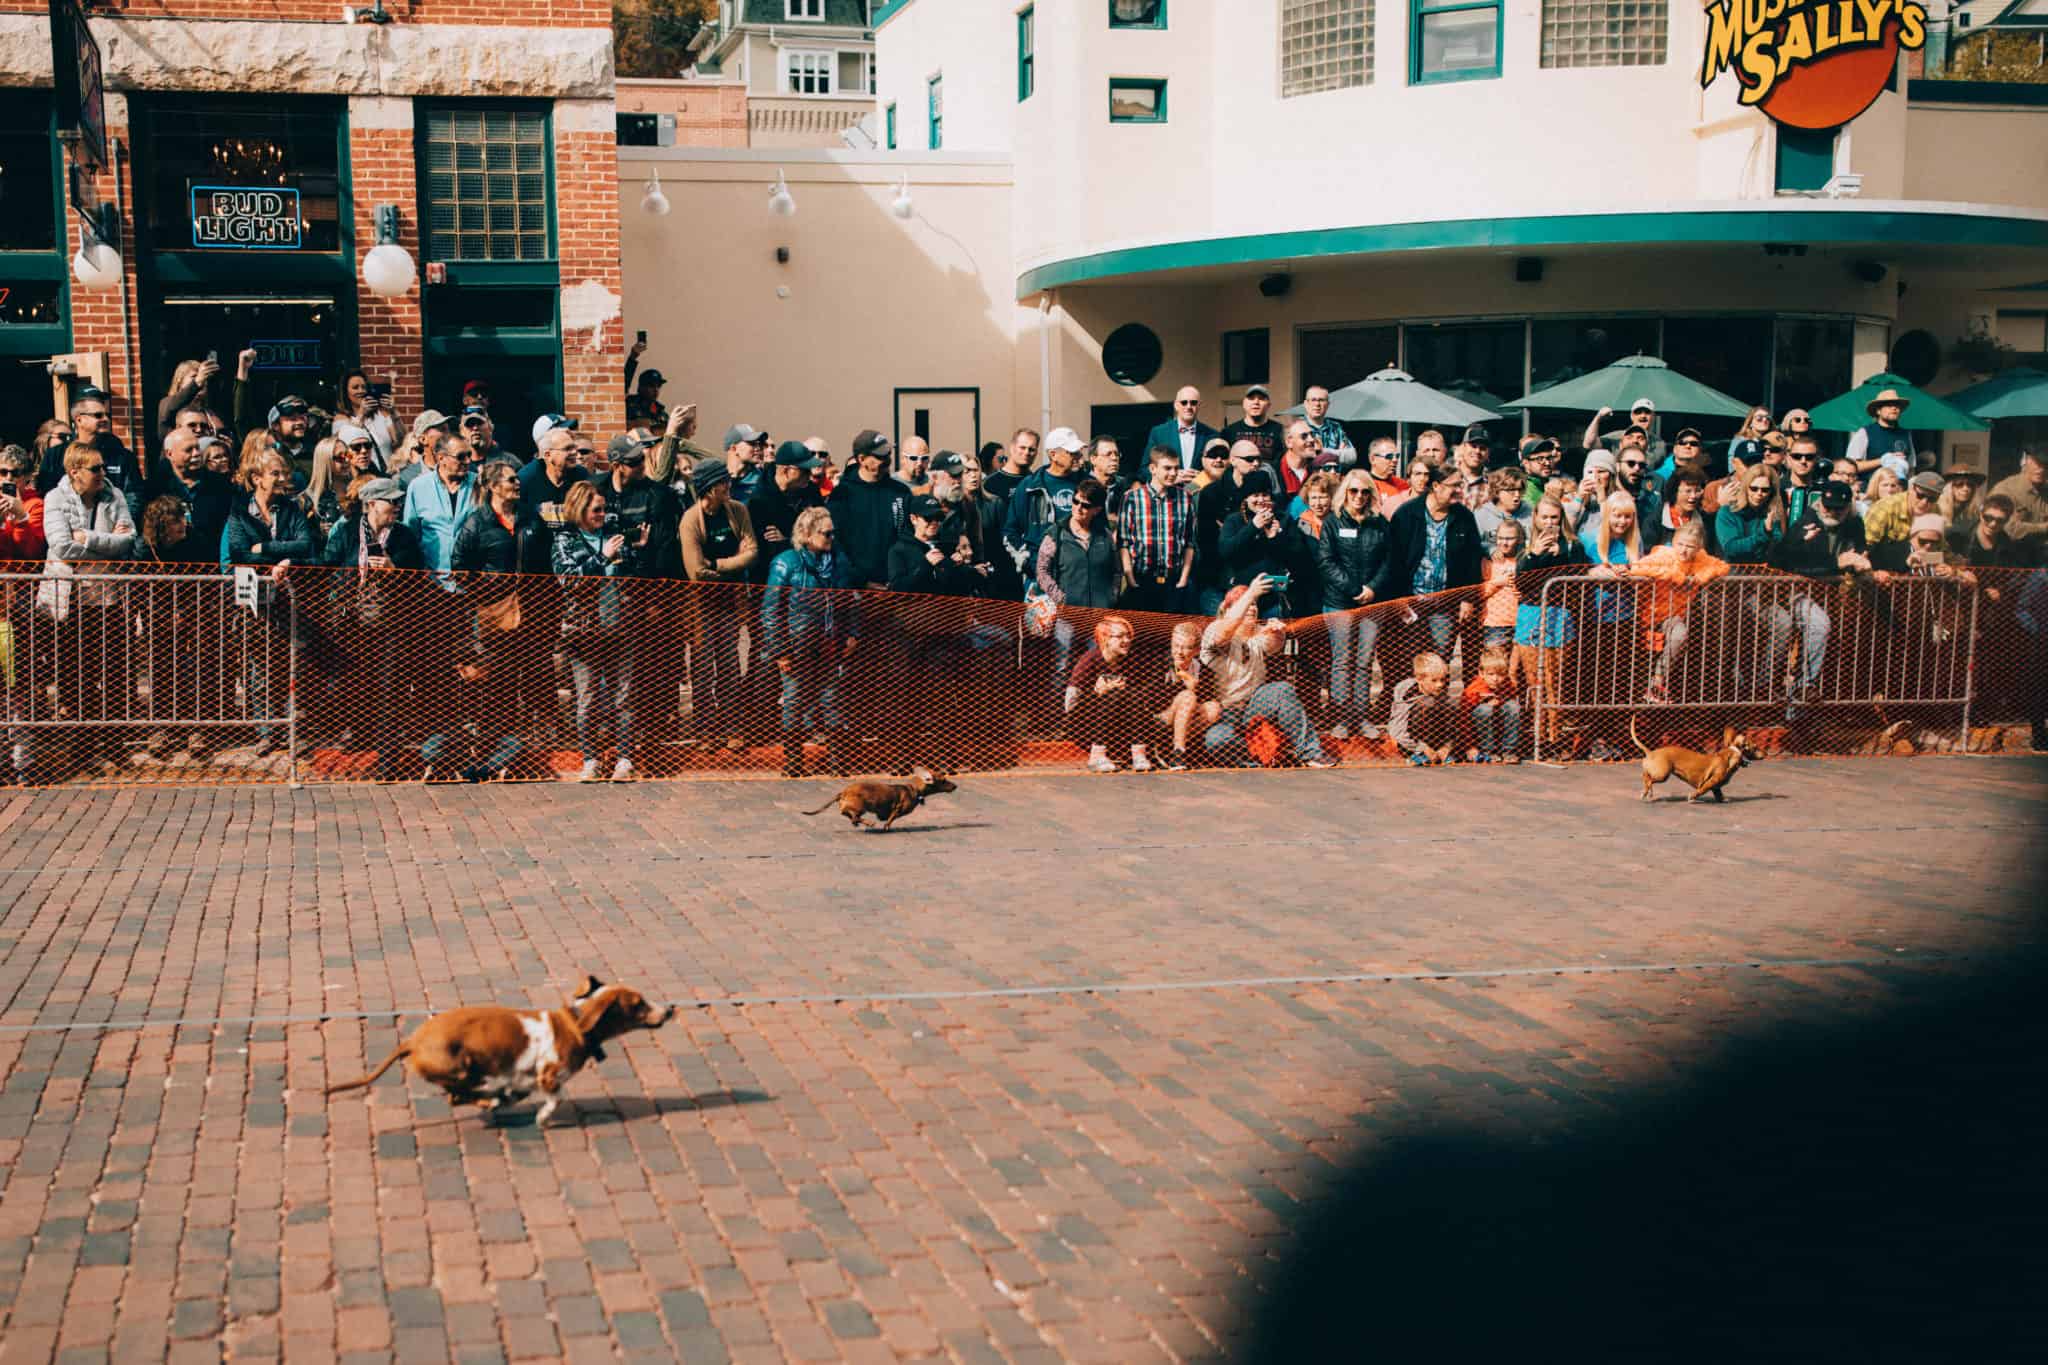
1632, 717, 1760, 804
324, 975, 672, 1124
803, 769, 957, 831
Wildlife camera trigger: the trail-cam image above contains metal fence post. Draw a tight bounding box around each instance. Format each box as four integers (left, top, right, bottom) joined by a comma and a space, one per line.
1959, 581, 1981, 754
286, 583, 302, 789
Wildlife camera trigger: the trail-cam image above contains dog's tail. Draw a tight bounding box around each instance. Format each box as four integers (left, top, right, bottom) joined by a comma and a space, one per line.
800, 796, 840, 815
1629, 713, 1650, 758
324, 1045, 410, 1096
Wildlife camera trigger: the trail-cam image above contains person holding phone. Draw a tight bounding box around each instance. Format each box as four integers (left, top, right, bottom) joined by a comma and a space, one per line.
1218, 469, 1317, 621
340, 367, 397, 470
156, 354, 223, 441
0, 445, 46, 564
624, 330, 668, 426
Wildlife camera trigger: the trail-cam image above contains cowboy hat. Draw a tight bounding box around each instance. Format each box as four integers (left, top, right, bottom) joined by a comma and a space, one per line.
1865, 387, 1912, 417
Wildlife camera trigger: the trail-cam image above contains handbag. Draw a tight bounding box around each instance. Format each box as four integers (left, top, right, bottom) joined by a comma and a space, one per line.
35, 563, 73, 624
476, 590, 523, 633
1023, 584, 1058, 639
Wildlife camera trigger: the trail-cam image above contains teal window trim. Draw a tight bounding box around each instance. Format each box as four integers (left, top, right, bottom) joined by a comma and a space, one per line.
1774, 125, 1838, 194
1108, 77, 1167, 123
927, 73, 943, 149
1107, 0, 1167, 30
0, 90, 73, 352
413, 98, 559, 276
1409, 0, 1502, 86
885, 101, 897, 149
1018, 7, 1035, 103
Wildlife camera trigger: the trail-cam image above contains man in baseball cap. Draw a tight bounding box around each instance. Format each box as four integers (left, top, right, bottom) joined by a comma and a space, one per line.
722, 423, 771, 501
1584, 396, 1666, 460
1221, 384, 1288, 468
531, 412, 577, 451
748, 440, 825, 577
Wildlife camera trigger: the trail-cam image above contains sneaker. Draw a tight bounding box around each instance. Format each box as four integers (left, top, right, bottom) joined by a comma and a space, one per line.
1644, 680, 1670, 705
1129, 746, 1154, 772
1305, 754, 1338, 769
1327, 724, 1351, 741
576, 759, 599, 782
1357, 722, 1383, 742
611, 757, 636, 781
1162, 749, 1189, 772
1086, 746, 1117, 774
1407, 751, 1430, 767
1473, 752, 1495, 764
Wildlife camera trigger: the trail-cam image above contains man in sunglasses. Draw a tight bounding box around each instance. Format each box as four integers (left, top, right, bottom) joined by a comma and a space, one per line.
1146, 386, 1219, 475
516, 426, 590, 561
462, 405, 504, 463
1612, 432, 1666, 546
38, 388, 136, 499
266, 394, 315, 476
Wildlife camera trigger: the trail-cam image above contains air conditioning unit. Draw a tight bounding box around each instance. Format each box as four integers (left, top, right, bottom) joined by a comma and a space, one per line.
1823, 172, 1864, 199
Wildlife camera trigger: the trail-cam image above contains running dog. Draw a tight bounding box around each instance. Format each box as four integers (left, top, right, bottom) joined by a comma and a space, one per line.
803, 769, 957, 831
1632, 717, 1760, 803
324, 976, 671, 1124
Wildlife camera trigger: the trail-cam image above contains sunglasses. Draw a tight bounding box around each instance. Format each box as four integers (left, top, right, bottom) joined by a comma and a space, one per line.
573, 446, 597, 458
1748, 484, 1771, 493
1981, 514, 2008, 527
1176, 399, 1200, 407
1676, 438, 1701, 447
1788, 452, 1815, 460
347, 440, 373, 452
1620, 460, 1645, 469
73, 411, 106, 421
79, 463, 105, 474
1073, 501, 1103, 511
1632, 409, 1653, 417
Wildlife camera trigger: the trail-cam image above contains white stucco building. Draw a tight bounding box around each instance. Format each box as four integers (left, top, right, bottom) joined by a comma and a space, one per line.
622, 0, 2048, 470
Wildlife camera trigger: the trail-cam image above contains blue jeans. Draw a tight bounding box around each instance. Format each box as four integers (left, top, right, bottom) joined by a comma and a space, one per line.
778, 657, 843, 733
1469, 698, 1523, 754
568, 641, 634, 762
1769, 594, 1831, 697
1202, 681, 1328, 764
1326, 612, 1381, 729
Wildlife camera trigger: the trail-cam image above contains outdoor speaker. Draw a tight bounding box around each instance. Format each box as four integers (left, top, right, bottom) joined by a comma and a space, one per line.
1259, 273, 1293, 299
1514, 257, 1544, 283
1852, 260, 1887, 285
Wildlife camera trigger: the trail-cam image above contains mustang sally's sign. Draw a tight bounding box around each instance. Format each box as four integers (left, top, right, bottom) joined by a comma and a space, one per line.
1699, 0, 1927, 129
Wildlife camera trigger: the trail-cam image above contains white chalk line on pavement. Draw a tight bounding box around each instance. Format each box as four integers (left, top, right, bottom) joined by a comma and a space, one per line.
0, 952, 1963, 1035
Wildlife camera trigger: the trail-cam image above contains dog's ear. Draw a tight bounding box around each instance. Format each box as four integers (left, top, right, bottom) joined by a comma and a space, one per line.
911, 766, 931, 783
575, 987, 623, 1041
1721, 726, 1738, 750
571, 974, 604, 1004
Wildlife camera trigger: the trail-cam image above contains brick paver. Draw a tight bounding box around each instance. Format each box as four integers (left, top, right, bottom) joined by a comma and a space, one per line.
0, 757, 2042, 1361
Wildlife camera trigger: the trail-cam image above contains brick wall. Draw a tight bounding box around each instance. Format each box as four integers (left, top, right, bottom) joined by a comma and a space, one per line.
62, 128, 142, 460
348, 128, 425, 423
555, 121, 626, 434
0, 1, 611, 23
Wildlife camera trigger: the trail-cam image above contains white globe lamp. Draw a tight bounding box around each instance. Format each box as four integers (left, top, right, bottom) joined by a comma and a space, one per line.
362, 205, 418, 298
768, 169, 796, 218
71, 238, 122, 290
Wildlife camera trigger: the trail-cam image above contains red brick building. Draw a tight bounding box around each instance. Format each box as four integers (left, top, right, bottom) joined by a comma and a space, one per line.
0, 0, 624, 464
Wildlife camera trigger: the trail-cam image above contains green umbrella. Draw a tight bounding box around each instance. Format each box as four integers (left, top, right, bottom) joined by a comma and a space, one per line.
1280, 366, 1499, 426
1502, 353, 1752, 418
1942, 367, 2048, 421
1803, 372, 1988, 433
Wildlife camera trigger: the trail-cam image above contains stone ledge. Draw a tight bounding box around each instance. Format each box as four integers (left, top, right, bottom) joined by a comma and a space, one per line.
0, 15, 613, 98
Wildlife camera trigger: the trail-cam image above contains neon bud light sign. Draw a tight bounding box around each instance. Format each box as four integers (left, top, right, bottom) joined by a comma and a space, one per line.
191, 186, 303, 250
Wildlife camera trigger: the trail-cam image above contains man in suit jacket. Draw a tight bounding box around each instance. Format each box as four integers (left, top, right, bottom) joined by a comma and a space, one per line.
1147, 386, 1221, 474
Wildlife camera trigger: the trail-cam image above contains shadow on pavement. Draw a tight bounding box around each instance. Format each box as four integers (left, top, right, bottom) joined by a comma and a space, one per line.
1235, 940, 2048, 1363
498, 1090, 776, 1127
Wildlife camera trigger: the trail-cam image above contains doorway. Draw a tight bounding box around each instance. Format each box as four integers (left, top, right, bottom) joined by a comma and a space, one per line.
894, 387, 980, 459
423, 355, 562, 465
1089, 401, 1172, 480
152, 295, 342, 438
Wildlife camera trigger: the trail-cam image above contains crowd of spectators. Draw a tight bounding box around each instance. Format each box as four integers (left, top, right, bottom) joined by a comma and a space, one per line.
1, 356, 2043, 782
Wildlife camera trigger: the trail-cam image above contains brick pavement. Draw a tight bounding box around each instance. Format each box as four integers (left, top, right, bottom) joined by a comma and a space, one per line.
0, 757, 2041, 1362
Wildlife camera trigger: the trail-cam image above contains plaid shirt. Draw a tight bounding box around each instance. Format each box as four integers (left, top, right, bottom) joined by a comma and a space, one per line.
1117, 481, 1194, 578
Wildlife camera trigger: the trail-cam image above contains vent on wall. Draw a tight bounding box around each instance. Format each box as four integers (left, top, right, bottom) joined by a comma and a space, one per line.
1103, 323, 1164, 387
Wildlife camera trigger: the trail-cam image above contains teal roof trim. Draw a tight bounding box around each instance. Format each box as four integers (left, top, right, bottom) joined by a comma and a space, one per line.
1015, 209, 2048, 299
874, 0, 916, 28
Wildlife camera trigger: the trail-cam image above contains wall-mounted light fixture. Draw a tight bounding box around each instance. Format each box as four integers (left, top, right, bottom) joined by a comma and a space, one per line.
361, 204, 417, 297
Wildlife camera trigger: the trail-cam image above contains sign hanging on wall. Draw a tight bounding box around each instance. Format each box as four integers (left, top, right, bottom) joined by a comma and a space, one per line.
1699, 0, 1927, 130
48, 0, 105, 171
190, 186, 303, 250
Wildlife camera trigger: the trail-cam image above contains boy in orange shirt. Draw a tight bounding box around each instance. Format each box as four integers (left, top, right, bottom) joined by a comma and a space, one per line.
1460, 645, 1522, 763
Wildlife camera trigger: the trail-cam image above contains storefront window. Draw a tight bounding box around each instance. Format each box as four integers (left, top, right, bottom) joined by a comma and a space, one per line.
1772, 318, 1852, 419
139, 96, 344, 254
421, 107, 552, 263
1662, 316, 1772, 445
1403, 320, 1523, 447
1523, 316, 1658, 441
0, 93, 60, 253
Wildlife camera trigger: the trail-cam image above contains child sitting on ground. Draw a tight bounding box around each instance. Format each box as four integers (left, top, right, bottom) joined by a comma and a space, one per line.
1389, 652, 1457, 766
1154, 620, 1219, 771
1459, 645, 1523, 764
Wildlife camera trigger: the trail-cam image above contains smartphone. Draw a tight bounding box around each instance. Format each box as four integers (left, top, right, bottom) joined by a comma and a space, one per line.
366, 382, 392, 401
1269, 573, 1291, 591
0, 481, 15, 499
636, 329, 648, 344
205, 349, 218, 366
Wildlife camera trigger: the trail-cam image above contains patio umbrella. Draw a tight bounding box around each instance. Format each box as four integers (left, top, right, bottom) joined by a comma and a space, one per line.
1942, 367, 2048, 421
1803, 372, 1988, 433
1502, 354, 1752, 418
1280, 366, 1500, 425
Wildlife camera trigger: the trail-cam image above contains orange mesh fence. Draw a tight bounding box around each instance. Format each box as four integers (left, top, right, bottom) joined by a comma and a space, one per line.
0, 559, 2041, 785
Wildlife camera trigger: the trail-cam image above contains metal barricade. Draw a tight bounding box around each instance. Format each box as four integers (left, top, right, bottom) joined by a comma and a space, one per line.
1530, 571, 1979, 761
0, 569, 298, 783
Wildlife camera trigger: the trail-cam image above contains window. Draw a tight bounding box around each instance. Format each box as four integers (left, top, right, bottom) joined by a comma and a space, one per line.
927, 73, 943, 149
1109, 0, 1167, 28
783, 49, 835, 95
1539, 0, 1667, 68
1776, 125, 1838, 193
140, 95, 345, 254
1282, 0, 1373, 97
1403, 320, 1524, 448
786, 0, 824, 18
1109, 77, 1167, 122
1223, 329, 1271, 387
1410, 0, 1501, 84
885, 101, 897, 149
420, 105, 551, 262
865, 52, 877, 94
1018, 7, 1036, 102
0, 91, 60, 253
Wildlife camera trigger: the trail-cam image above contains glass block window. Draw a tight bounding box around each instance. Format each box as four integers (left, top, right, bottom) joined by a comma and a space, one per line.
1539, 0, 1667, 68
1281, 0, 1373, 97
421, 107, 550, 263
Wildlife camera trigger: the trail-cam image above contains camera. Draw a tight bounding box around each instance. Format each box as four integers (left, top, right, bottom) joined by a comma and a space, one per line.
1268, 572, 1292, 591
0, 482, 15, 499
367, 381, 392, 400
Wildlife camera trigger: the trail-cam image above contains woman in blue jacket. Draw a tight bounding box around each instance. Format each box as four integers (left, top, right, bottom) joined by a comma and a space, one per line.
760, 505, 861, 777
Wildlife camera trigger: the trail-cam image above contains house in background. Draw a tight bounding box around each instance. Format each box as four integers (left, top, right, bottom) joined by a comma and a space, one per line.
697, 0, 880, 148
